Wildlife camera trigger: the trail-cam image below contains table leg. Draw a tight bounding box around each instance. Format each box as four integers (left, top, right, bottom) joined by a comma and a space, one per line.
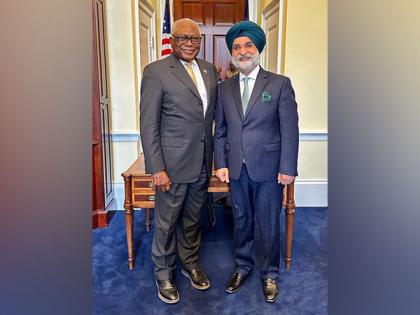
284, 182, 296, 270
123, 176, 135, 270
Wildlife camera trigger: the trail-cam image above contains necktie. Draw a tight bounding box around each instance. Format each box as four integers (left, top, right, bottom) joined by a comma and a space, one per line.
242, 77, 250, 114
186, 63, 198, 87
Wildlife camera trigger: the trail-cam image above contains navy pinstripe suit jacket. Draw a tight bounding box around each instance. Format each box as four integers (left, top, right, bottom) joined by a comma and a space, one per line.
214, 67, 299, 182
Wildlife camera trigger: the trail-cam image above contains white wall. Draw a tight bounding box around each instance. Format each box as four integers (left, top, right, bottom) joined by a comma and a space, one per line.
283, 0, 328, 206
106, 0, 141, 183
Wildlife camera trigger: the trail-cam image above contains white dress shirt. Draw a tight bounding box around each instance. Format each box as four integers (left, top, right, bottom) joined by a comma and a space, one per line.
180, 59, 208, 116
239, 65, 260, 99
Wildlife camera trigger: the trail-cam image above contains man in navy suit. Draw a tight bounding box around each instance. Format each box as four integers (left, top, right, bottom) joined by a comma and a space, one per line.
214, 21, 299, 302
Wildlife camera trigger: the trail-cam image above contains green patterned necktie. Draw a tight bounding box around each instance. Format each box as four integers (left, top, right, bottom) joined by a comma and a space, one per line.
242, 77, 250, 114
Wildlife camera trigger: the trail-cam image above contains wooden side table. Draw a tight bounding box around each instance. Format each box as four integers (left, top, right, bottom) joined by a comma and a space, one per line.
122, 154, 296, 270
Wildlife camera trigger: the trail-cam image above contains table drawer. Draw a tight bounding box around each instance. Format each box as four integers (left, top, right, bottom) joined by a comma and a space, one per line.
133, 193, 156, 202
132, 178, 154, 190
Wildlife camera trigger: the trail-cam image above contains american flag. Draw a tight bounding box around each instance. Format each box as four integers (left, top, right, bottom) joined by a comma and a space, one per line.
161, 0, 172, 58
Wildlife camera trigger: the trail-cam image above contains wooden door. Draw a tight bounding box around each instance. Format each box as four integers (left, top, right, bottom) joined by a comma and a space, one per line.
174, 0, 245, 79
92, 0, 115, 228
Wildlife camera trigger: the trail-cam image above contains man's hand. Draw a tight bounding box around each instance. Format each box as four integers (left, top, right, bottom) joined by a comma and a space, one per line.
278, 173, 294, 185
152, 170, 171, 192
216, 168, 230, 183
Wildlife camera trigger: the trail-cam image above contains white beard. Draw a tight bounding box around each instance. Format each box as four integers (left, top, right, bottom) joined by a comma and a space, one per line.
232, 51, 260, 74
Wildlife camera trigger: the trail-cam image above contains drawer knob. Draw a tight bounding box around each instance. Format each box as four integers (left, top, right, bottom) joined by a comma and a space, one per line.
148, 195, 155, 201
148, 182, 154, 188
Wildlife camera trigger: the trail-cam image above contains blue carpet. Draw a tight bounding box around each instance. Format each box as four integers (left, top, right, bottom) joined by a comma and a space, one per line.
93, 205, 327, 314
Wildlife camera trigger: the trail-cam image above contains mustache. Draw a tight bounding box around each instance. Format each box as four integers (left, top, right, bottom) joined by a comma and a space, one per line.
236, 54, 254, 61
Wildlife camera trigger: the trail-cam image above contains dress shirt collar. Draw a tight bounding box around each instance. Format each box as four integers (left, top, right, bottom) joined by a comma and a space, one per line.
239, 65, 260, 81
180, 58, 198, 68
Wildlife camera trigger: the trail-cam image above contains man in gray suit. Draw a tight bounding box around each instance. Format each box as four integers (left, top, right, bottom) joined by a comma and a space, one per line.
214, 21, 299, 303
140, 18, 218, 304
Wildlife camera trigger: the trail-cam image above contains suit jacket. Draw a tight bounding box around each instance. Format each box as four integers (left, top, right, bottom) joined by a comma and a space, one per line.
214, 67, 299, 182
140, 54, 218, 183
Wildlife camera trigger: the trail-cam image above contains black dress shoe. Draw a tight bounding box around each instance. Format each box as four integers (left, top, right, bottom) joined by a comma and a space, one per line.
263, 279, 279, 302
155, 280, 180, 304
182, 267, 210, 290
226, 272, 246, 293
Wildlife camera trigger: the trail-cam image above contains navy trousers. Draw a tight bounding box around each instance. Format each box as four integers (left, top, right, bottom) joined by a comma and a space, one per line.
230, 163, 283, 280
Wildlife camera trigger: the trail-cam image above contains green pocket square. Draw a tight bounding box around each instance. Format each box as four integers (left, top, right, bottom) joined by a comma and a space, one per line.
261, 91, 272, 102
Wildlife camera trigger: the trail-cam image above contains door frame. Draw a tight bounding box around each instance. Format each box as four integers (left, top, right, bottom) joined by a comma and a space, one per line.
139, 0, 157, 70
261, 0, 286, 74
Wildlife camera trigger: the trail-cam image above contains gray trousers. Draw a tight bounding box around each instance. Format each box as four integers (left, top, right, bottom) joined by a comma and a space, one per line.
151, 159, 208, 280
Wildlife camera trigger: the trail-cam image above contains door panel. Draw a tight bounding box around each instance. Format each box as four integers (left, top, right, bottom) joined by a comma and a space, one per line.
262, 0, 284, 74
265, 9, 279, 73
213, 35, 231, 72
139, 0, 156, 73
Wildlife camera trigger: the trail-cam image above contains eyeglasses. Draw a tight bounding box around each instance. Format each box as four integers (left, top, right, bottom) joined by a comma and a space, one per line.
172, 35, 202, 44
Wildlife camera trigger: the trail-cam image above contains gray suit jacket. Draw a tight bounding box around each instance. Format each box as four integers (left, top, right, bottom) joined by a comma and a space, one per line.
214, 67, 299, 182
140, 54, 218, 183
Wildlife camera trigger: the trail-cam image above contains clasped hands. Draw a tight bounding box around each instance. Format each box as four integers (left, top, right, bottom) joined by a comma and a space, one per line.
215, 168, 295, 185
151, 170, 171, 192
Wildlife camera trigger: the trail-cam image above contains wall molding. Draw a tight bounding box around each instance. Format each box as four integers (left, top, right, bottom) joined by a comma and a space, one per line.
299, 131, 328, 141
111, 131, 139, 142
111, 131, 328, 143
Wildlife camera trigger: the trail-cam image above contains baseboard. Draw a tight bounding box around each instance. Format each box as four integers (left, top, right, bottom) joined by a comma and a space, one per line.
294, 181, 328, 207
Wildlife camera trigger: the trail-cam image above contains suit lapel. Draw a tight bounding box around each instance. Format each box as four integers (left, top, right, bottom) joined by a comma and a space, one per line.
168, 54, 201, 101
245, 68, 268, 118
231, 74, 245, 121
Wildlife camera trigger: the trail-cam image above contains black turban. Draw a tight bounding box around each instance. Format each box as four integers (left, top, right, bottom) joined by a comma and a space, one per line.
225, 21, 266, 54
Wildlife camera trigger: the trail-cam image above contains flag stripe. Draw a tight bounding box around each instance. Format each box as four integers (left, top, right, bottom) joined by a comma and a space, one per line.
161, 0, 172, 58
161, 49, 172, 56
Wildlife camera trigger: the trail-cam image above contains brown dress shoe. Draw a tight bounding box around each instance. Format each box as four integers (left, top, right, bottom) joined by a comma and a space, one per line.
263, 279, 279, 302
182, 268, 210, 290
155, 280, 180, 304
226, 272, 246, 293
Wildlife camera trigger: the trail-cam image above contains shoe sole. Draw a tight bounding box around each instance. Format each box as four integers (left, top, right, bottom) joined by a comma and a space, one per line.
226, 286, 241, 294
265, 296, 279, 303
155, 281, 180, 304
264, 291, 279, 303
181, 269, 210, 290
226, 274, 245, 294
